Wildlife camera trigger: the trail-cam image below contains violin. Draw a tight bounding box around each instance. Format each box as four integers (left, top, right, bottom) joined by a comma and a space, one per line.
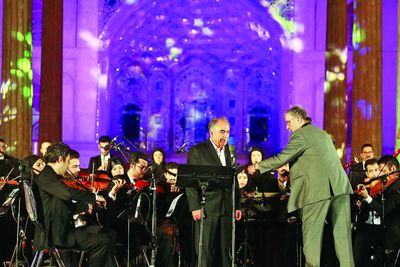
135, 179, 165, 193
344, 158, 359, 169
357, 148, 400, 198
76, 171, 112, 192
0, 178, 18, 190
369, 175, 397, 197
62, 171, 113, 192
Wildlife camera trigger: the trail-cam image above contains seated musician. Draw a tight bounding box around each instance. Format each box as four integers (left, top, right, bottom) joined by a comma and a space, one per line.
349, 144, 375, 189
355, 155, 400, 267
39, 140, 52, 157
103, 152, 150, 266
246, 147, 279, 192
237, 170, 251, 191
159, 162, 192, 267
0, 138, 20, 179
151, 148, 167, 181
353, 158, 382, 266
33, 143, 117, 267
88, 135, 113, 171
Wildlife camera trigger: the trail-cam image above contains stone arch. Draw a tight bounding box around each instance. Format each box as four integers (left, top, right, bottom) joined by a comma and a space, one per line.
98, 0, 285, 152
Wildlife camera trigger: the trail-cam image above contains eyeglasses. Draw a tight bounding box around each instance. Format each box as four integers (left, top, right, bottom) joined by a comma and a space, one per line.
166, 170, 177, 177
135, 164, 148, 171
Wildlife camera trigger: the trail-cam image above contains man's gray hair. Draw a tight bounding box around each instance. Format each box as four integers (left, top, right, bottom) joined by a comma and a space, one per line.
208, 116, 229, 130
286, 106, 312, 122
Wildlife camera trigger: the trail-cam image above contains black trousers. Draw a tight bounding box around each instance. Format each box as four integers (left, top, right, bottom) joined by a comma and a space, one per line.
353, 224, 385, 267
75, 225, 117, 267
194, 215, 232, 267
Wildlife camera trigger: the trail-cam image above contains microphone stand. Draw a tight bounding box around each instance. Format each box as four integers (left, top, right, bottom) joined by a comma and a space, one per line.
230, 147, 237, 267
150, 165, 158, 267
112, 142, 130, 163
1, 151, 41, 267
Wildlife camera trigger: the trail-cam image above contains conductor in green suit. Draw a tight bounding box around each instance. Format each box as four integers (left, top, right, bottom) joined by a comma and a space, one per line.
248, 106, 354, 267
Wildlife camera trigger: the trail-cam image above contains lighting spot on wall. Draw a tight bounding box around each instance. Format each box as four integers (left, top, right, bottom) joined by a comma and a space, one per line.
17, 58, 31, 73
194, 18, 204, 27
356, 99, 373, 120
79, 30, 100, 48
165, 38, 176, 48
125, 0, 137, 4
288, 37, 303, 53
202, 27, 214, 36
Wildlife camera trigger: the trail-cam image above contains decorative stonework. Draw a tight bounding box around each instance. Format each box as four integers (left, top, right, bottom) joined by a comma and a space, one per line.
98, 0, 292, 152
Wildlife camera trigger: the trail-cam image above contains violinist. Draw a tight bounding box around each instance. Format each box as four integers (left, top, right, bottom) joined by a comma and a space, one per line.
355, 155, 400, 266
127, 151, 149, 185
64, 150, 98, 228
353, 158, 383, 267
348, 144, 375, 189
104, 152, 150, 266
33, 143, 117, 267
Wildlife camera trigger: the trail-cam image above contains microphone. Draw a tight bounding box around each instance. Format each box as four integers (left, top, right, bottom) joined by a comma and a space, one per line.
114, 142, 131, 152
104, 136, 118, 151
0, 188, 19, 216
228, 144, 237, 168
177, 142, 189, 154
134, 193, 142, 219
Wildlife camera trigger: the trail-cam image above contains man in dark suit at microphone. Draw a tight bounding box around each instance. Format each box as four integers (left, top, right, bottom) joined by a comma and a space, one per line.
186, 117, 242, 267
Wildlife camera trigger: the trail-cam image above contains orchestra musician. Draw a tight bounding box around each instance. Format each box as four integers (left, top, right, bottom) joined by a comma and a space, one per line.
355, 155, 400, 266
88, 135, 113, 171
33, 143, 117, 267
246, 147, 278, 192
39, 140, 52, 157
151, 148, 167, 181
186, 116, 242, 267
248, 106, 354, 267
348, 144, 375, 189
353, 158, 383, 267
0, 138, 20, 179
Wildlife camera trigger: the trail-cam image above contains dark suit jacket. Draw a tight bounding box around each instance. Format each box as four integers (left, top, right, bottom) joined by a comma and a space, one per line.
33, 165, 96, 250
88, 155, 102, 170
0, 155, 20, 179
368, 178, 400, 249
186, 139, 240, 217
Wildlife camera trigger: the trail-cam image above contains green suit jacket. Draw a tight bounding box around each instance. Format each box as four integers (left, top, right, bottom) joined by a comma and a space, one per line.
258, 124, 353, 212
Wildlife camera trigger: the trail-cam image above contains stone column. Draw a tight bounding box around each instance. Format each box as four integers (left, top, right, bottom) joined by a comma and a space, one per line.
1, 0, 32, 158
323, 0, 348, 162
38, 0, 63, 144
351, 0, 382, 156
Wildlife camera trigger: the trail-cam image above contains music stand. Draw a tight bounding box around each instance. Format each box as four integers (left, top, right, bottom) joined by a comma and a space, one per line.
177, 164, 234, 267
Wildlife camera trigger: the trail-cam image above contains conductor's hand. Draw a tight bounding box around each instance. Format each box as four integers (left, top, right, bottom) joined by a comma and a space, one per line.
95, 194, 107, 209
247, 163, 258, 175
235, 209, 242, 221
192, 209, 202, 221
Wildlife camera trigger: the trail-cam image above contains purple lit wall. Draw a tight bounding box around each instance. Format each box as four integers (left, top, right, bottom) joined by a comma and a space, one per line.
382, 0, 398, 155
97, 0, 294, 158
4, 0, 396, 166
0, 0, 2, 76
